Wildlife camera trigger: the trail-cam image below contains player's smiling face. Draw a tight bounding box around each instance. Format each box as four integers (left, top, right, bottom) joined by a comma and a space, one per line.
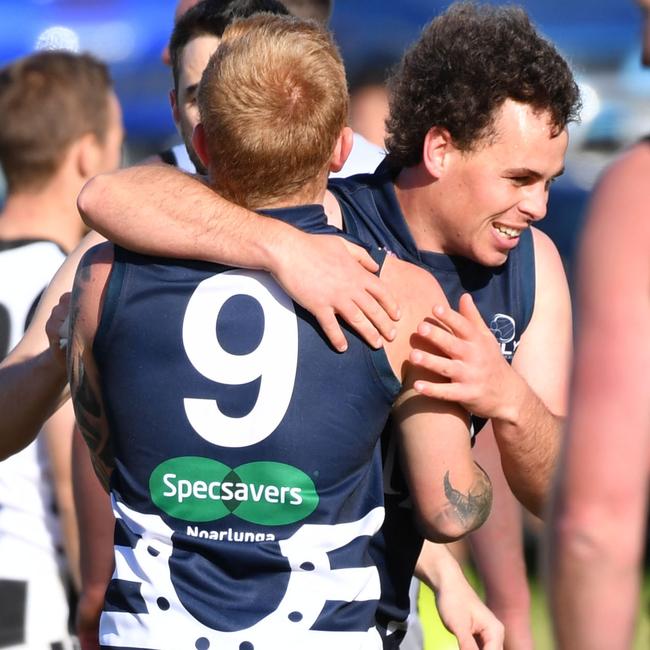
433, 100, 568, 266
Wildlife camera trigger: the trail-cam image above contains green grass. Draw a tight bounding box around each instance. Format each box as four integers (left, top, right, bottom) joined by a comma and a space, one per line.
418, 571, 650, 649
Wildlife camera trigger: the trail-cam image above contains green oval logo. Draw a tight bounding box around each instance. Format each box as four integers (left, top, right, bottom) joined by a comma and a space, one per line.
150, 456, 232, 522
234, 461, 318, 525
149, 457, 319, 525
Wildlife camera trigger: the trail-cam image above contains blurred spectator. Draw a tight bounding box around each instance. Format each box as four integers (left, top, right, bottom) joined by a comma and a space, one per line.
0, 50, 123, 649
348, 56, 394, 149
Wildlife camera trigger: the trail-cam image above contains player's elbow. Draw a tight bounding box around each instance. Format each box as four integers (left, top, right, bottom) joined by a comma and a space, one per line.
414, 499, 492, 543
413, 473, 493, 542
552, 499, 643, 573
77, 174, 109, 231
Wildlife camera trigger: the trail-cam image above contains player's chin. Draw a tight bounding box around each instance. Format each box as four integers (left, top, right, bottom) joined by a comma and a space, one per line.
475, 247, 511, 267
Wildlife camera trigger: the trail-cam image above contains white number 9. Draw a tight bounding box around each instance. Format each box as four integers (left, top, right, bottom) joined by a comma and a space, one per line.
182, 270, 298, 448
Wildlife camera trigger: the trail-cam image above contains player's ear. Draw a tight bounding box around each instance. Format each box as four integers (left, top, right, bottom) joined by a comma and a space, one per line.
76, 132, 102, 179
170, 88, 180, 126
422, 126, 453, 180
329, 126, 354, 173
191, 122, 210, 169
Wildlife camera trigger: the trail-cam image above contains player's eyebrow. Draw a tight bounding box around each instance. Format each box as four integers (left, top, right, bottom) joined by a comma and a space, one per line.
504, 166, 565, 180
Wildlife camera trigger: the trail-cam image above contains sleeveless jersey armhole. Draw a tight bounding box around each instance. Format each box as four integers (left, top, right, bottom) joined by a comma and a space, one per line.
367, 247, 402, 400
516, 227, 536, 335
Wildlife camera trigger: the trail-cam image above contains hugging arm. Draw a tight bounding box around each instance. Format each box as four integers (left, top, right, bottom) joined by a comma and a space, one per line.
78, 165, 399, 352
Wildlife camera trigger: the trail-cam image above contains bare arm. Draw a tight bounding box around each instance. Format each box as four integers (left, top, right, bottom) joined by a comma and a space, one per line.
470, 427, 532, 650
494, 228, 571, 515
415, 541, 504, 650
77, 165, 400, 352
408, 228, 571, 516
548, 144, 650, 650
42, 399, 80, 592
0, 230, 105, 459
67, 243, 115, 490
394, 382, 491, 542
72, 427, 114, 650
382, 257, 492, 541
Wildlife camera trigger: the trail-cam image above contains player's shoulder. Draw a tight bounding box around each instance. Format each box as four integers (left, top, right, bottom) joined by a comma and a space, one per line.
588, 142, 650, 236
78, 241, 114, 272
381, 254, 446, 320
530, 226, 563, 273
71, 242, 116, 345
75, 243, 115, 309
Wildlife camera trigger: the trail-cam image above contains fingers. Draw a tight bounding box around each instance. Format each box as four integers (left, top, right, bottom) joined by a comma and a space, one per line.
315, 308, 349, 352
413, 378, 464, 402
318, 292, 399, 351
341, 240, 379, 273
364, 272, 401, 322
342, 242, 401, 323
410, 347, 458, 380
46, 292, 72, 351
432, 294, 488, 339
332, 249, 400, 346
58, 313, 70, 350
470, 612, 505, 650
352, 286, 398, 343
458, 293, 486, 327
455, 631, 480, 650
476, 624, 505, 650
431, 302, 474, 340
416, 321, 466, 359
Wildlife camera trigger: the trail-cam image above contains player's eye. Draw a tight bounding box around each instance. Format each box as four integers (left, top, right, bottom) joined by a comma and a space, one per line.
508, 176, 530, 186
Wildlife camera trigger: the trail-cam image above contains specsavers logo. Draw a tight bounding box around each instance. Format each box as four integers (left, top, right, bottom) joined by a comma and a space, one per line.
150, 457, 319, 526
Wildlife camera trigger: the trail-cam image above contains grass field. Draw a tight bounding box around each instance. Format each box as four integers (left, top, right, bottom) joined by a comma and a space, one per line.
418, 571, 650, 649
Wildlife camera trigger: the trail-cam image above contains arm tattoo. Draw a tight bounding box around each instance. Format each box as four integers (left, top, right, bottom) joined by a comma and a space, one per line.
67, 252, 114, 491
69, 355, 113, 490
442, 464, 493, 533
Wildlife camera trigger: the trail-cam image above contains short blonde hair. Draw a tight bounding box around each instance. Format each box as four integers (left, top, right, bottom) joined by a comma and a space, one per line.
198, 13, 348, 208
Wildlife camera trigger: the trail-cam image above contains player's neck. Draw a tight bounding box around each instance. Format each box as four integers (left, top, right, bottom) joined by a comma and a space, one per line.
0, 182, 86, 253
258, 187, 326, 211
394, 165, 447, 254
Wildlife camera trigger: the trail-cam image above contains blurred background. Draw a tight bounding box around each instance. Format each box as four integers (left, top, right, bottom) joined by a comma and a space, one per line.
0, 0, 649, 277
1, 0, 649, 279
0, 0, 650, 272
0, 1, 648, 647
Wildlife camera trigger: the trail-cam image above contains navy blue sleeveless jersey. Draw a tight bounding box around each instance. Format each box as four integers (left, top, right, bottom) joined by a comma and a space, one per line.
92, 205, 400, 650
328, 161, 536, 648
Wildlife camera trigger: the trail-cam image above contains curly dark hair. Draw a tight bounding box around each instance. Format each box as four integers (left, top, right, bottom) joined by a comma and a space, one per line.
385, 2, 581, 170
